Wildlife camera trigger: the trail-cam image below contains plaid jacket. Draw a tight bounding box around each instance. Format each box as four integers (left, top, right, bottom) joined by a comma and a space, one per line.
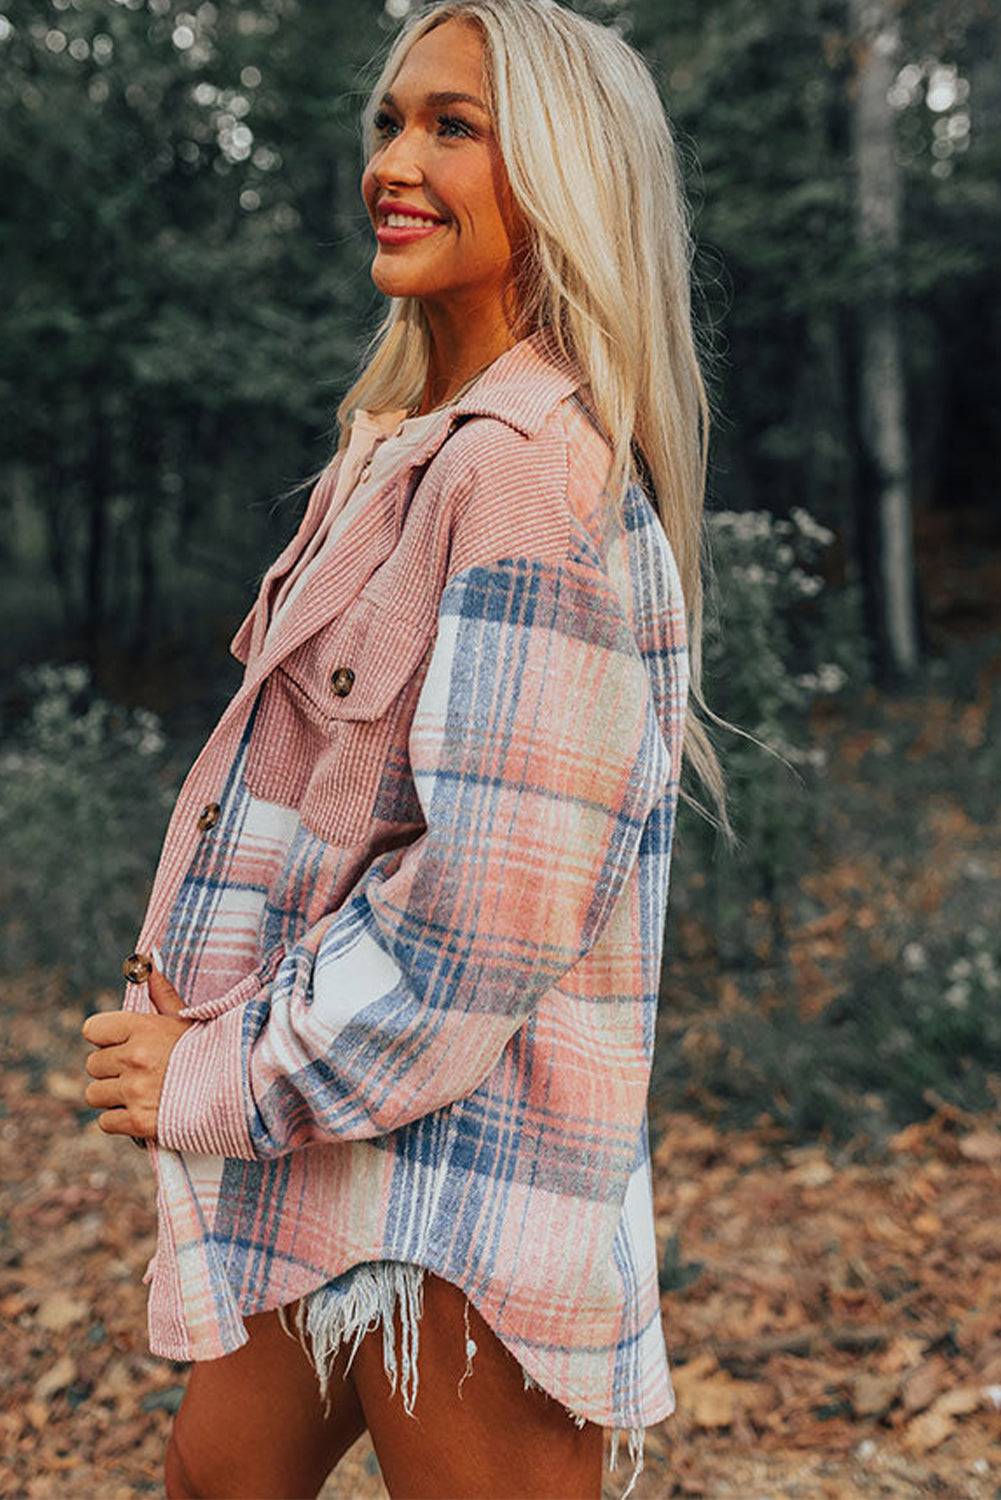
123, 327, 689, 1431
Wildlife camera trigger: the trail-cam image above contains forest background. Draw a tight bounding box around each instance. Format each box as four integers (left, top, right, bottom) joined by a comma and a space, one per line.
1, 0, 999, 1496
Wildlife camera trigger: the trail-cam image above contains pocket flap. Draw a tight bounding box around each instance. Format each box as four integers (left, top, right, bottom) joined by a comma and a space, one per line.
176, 941, 288, 1022
279, 597, 436, 725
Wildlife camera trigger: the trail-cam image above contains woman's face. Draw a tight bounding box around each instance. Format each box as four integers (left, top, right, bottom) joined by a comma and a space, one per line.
361, 18, 525, 316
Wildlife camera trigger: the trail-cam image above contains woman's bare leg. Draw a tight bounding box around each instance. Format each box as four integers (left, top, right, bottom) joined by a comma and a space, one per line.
348, 1271, 605, 1499
164, 1296, 367, 1499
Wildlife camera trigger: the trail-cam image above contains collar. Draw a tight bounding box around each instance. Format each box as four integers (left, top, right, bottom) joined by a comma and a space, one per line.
232, 328, 585, 669
350, 325, 586, 496
355, 324, 584, 450
449, 324, 584, 437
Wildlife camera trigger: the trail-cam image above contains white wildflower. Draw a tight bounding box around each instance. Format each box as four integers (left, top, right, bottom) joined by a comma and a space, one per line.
789, 506, 836, 545
817, 663, 847, 693
882, 1027, 912, 1055
714, 509, 777, 544
790, 567, 823, 597
902, 942, 927, 971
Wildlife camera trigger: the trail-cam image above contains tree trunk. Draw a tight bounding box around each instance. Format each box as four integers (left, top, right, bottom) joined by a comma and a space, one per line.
83, 406, 112, 665
849, 0, 921, 681
41, 457, 77, 633
132, 424, 161, 658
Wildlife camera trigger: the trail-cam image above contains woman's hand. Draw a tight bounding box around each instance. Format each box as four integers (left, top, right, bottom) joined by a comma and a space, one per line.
81, 964, 195, 1143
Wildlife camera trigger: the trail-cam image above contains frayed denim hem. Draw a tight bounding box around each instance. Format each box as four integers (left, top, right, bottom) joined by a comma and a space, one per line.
276, 1260, 646, 1500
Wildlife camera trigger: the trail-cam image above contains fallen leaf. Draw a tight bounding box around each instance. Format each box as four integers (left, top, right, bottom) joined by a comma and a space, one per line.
902, 1406, 954, 1452
958, 1130, 1001, 1163
686, 1377, 735, 1429
930, 1384, 982, 1418
45, 1069, 85, 1103
790, 1160, 835, 1189
879, 1336, 929, 1374
888, 1122, 926, 1154
902, 1357, 948, 1415
35, 1291, 90, 1332
32, 1354, 76, 1403
851, 1372, 900, 1418
92, 1359, 139, 1406
24, 1401, 48, 1431
672, 1354, 719, 1386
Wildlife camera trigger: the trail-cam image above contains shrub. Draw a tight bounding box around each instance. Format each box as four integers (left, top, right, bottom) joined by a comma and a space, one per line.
0, 663, 178, 995
666, 926, 1001, 1140
674, 505, 871, 965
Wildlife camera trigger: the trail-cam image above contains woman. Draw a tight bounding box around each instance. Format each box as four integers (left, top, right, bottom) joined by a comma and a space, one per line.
81, 1, 730, 1496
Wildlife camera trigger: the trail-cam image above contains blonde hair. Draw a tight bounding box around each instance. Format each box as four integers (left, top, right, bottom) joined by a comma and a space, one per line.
340, 0, 739, 843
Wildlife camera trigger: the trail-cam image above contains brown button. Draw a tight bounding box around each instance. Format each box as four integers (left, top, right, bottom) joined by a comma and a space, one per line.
331, 666, 355, 697
197, 801, 221, 832
122, 951, 153, 984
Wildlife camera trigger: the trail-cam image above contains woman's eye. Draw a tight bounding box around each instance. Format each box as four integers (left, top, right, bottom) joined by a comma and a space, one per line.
437, 114, 474, 139
370, 109, 474, 143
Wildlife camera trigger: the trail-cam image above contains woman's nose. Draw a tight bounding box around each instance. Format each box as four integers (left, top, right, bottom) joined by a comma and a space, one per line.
372, 131, 424, 187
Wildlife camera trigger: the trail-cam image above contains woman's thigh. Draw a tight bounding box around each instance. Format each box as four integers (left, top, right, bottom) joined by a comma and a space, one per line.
348, 1271, 605, 1500
164, 1296, 366, 1500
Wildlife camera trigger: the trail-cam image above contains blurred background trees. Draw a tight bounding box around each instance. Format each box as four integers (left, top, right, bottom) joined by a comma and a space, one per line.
1, 0, 999, 1132
625, 0, 1000, 673
2, 0, 997, 681
1, 0, 392, 671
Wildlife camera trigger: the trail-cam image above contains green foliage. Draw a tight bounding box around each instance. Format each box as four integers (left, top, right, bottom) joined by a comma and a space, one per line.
626, 0, 1001, 518
0, 664, 179, 995
674, 504, 871, 962
1, 0, 998, 654
670, 927, 1001, 1142
0, 0, 391, 649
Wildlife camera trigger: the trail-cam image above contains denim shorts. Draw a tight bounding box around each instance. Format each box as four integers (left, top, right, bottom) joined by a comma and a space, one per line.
277, 1258, 647, 1499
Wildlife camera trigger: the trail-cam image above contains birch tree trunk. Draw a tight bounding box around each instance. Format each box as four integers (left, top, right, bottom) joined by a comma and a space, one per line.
850, 0, 921, 678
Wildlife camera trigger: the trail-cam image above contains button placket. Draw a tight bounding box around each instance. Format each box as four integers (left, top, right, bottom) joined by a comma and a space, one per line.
122, 951, 153, 984
196, 801, 221, 832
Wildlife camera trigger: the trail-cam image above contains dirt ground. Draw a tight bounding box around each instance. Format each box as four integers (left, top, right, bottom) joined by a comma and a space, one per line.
1, 977, 999, 1499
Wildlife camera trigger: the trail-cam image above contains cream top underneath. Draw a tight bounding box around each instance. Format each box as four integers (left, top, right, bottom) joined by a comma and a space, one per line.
264, 403, 448, 645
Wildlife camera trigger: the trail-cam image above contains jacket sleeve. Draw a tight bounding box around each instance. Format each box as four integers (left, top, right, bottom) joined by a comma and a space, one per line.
156, 549, 673, 1161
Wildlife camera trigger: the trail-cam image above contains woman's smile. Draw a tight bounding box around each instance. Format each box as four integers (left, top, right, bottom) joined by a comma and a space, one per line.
376, 220, 448, 245
375, 199, 451, 245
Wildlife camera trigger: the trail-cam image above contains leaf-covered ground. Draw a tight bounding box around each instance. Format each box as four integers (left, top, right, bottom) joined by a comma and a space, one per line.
1, 979, 999, 1499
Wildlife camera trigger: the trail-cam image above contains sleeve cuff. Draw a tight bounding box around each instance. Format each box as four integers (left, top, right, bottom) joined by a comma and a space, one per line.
156, 1002, 257, 1159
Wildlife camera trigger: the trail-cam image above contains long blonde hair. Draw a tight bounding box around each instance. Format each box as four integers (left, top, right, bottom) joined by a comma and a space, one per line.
341, 0, 737, 843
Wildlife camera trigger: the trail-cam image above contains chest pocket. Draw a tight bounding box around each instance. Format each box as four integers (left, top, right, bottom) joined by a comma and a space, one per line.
243, 593, 437, 846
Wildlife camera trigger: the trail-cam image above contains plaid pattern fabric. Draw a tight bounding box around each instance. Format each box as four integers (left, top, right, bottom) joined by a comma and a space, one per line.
123, 328, 689, 1431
